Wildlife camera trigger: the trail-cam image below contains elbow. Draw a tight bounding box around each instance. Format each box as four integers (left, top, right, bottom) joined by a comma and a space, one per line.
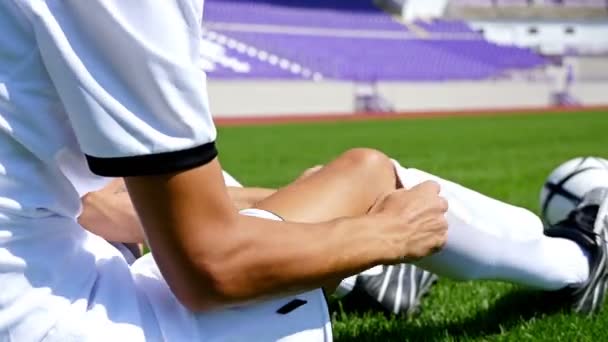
165, 217, 251, 312
172, 251, 249, 312
171, 264, 230, 312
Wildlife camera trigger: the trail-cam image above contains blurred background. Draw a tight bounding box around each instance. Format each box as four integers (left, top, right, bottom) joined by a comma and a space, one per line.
199, 0, 608, 118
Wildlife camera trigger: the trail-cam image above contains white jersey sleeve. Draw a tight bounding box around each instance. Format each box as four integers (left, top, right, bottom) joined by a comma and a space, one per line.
30, 0, 216, 176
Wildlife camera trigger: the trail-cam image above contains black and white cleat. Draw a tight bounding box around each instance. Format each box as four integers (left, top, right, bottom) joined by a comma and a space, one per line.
545, 187, 608, 314
353, 264, 438, 316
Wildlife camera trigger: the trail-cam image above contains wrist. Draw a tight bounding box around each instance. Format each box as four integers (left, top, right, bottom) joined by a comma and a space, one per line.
335, 214, 396, 268
362, 213, 403, 264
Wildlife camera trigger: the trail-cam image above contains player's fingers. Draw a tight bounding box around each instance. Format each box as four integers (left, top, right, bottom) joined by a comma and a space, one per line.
409, 180, 441, 196
418, 214, 448, 232
431, 236, 447, 254
437, 196, 449, 213
434, 224, 449, 251
417, 222, 448, 254
436, 215, 448, 234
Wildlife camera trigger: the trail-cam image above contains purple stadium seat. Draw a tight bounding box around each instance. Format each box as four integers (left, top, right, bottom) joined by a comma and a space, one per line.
201, 0, 548, 81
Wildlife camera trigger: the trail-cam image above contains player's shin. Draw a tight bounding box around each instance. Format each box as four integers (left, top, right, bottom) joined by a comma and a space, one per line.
391, 160, 590, 290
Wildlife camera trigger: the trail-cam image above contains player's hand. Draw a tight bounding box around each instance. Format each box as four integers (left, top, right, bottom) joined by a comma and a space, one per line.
369, 181, 448, 263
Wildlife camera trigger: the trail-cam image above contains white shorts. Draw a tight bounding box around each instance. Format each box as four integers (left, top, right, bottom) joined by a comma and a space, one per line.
131, 209, 332, 341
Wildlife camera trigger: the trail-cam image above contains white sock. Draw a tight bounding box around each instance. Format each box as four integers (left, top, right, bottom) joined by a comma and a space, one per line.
392, 160, 590, 290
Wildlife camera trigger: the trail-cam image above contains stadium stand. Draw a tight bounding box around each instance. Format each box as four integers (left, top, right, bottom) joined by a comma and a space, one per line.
446, 0, 608, 19
450, 0, 608, 8
201, 0, 547, 81
201, 0, 607, 116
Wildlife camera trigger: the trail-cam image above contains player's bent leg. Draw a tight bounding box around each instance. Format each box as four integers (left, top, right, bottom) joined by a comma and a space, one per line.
255, 148, 397, 222
254, 148, 396, 293
392, 161, 590, 291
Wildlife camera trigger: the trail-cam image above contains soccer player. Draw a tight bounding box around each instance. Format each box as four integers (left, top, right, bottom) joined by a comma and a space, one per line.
82, 166, 608, 319
0, 2, 607, 342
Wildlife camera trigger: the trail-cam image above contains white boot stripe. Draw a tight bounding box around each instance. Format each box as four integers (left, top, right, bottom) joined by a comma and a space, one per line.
377, 266, 393, 302
409, 265, 417, 311
420, 269, 428, 285
579, 252, 606, 311
393, 264, 406, 314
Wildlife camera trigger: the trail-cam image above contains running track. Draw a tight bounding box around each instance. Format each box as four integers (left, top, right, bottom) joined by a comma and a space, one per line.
214, 105, 608, 127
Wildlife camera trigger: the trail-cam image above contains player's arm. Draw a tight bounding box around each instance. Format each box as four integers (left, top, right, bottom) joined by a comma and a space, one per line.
124, 159, 385, 310
78, 177, 275, 243
78, 166, 384, 310
125, 159, 447, 311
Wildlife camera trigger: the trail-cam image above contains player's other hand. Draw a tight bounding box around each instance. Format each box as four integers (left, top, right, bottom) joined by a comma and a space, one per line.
370, 181, 448, 263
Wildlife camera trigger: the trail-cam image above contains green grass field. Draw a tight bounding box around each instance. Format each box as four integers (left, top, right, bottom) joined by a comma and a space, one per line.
217, 110, 608, 341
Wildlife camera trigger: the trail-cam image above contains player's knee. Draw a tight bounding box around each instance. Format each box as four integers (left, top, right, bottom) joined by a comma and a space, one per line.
341, 148, 393, 178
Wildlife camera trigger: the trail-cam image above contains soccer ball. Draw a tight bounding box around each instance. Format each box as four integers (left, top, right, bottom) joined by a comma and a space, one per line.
540, 157, 608, 226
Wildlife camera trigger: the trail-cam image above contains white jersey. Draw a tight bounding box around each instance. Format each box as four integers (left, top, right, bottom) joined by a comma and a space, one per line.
0, 2, 331, 341
0, 1, 216, 340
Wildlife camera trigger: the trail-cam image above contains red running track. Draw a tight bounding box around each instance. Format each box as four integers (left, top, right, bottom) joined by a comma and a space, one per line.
214, 105, 608, 127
